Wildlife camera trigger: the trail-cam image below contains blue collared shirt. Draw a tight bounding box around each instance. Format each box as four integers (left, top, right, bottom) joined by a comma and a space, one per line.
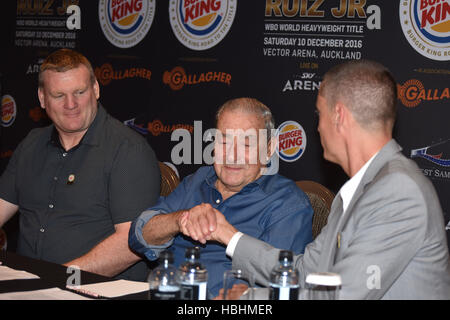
129, 166, 313, 297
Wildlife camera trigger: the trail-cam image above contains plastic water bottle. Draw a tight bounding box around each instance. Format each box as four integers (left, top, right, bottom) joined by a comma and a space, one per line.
269, 250, 299, 300
178, 247, 208, 300
148, 250, 181, 300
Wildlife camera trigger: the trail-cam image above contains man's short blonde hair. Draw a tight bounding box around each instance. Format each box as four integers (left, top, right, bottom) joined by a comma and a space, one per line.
38, 49, 96, 88
320, 60, 397, 131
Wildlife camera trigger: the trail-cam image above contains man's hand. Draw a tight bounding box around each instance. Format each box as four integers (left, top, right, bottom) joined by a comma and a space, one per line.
178, 203, 217, 244
214, 284, 249, 300
178, 203, 238, 245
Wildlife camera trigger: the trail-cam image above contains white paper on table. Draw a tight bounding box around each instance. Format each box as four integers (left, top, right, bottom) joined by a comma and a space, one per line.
0, 265, 40, 281
0, 287, 93, 300
67, 279, 149, 298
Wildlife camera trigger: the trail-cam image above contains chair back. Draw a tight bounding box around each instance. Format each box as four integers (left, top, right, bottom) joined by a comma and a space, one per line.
296, 180, 335, 239
159, 162, 180, 196
0, 228, 6, 251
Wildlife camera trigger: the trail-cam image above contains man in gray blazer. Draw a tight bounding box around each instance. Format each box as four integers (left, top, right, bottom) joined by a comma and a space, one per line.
182, 60, 450, 299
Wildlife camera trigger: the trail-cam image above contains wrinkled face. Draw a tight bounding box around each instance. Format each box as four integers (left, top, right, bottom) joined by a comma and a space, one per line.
316, 94, 340, 164
214, 109, 268, 194
38, 65, 99, 136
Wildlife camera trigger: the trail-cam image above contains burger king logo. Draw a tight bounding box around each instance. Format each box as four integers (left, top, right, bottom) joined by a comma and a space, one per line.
1, 95, 17, 128
276, 121, 307, 162
169, 0, 237, 51
99, 0, 155, 48
400, 0, 450, 61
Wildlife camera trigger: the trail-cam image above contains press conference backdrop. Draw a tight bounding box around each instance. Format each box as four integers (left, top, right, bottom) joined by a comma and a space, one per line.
0, 1, 449, 248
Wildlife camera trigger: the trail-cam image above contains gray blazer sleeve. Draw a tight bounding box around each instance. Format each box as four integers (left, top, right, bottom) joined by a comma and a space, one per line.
232, 223, 325, 288
232, 168, 450, 299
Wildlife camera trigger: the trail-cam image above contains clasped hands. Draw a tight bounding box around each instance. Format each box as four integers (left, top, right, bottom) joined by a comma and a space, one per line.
177, 203, 237, 246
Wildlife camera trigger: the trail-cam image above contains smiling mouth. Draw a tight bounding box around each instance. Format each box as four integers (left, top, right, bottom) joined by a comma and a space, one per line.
64, 112, 81, 118
223, 165, 245, 170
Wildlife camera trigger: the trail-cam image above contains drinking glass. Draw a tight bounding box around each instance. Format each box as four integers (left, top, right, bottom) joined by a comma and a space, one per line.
305, 272, 342, 300
223, 269, 255, 300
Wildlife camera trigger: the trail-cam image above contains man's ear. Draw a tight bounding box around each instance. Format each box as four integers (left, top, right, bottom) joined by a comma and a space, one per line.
334, 102, 347, 127
94, 79, 100, 100
38, 88, 45, 109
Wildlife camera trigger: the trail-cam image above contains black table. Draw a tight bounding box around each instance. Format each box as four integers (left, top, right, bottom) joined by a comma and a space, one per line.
0, 250, 148, 299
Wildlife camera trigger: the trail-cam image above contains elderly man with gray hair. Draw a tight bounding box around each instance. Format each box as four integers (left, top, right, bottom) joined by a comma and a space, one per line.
202, 60, 450, 299
129, 97, 314, 298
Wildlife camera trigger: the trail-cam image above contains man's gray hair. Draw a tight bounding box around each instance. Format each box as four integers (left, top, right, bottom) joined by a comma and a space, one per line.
215, 97, 275, 142
319, 59, 397, 131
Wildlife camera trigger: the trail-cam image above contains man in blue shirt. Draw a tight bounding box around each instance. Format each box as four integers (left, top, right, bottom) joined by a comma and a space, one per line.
129, 97, 313, 297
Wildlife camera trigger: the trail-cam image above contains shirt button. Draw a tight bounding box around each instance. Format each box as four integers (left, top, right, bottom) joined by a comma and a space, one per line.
53, 177, 58, 181
62, 152, 68, 157
49, 204, 54, 209
216, 199, 221, 204
40, 228, 45, 233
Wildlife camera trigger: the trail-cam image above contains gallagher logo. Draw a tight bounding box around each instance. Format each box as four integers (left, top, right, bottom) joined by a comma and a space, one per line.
99, 0, 155, 48
169, 0, 237, 51
276, 121, 307, 162
400, 0, 450, 61
29, 106, 47, 122
124, 118, 194, 136
94, 63, 152, 86
397, 79, 450, 107
1, 95, 17, 128
163, 66, 231, 90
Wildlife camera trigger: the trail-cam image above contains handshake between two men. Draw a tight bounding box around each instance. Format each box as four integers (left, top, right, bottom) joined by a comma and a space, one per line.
178, 203, 237, 247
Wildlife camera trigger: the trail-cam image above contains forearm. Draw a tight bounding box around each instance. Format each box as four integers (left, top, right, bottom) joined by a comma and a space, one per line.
142, 210, 184, 245
64, 225, 140, 277
0, 198, 19, 227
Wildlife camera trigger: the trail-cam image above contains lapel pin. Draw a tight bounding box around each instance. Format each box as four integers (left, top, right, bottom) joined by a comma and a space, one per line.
67, 174, 75, 185
337, 233, 341, 249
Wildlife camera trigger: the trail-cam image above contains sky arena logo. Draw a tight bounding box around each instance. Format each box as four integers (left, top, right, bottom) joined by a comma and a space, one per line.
99, 0, 155, 48
400, 0, 450, 61
169, 0, 237, 50
1, 95, 17, 128
276, 121, 307, 162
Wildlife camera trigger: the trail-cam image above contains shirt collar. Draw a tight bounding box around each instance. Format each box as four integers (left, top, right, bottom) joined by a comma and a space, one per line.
339, 151, 378, 213
78, 103, 106, 146
47, 103, 106, 148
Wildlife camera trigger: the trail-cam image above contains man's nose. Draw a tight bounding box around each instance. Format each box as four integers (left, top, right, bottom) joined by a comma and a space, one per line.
227, 139, 246, 164
64, 94, 77, 109
225, 140, 237, 163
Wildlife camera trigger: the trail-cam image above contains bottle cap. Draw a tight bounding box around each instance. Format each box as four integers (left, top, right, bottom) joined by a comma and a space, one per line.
278, 250, 293, 262
160, 250, 174, 263
185, 246, 200, 259
305, 272, 342, 286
